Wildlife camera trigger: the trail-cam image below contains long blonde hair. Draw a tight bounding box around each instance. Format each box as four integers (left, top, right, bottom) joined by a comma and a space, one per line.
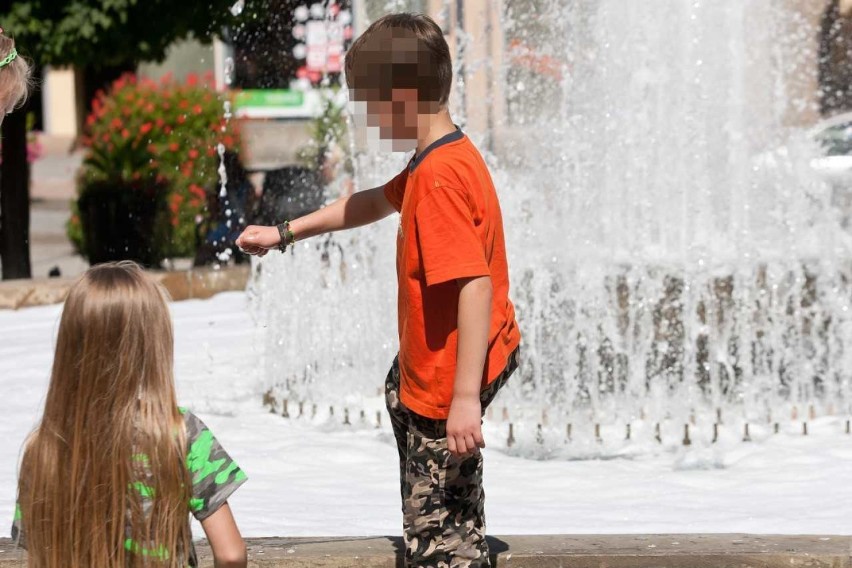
0, 30, 32, 114
17, 262, 192, 567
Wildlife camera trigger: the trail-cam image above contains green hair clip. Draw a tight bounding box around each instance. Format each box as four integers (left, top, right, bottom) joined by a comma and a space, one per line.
0, 47, 17, 69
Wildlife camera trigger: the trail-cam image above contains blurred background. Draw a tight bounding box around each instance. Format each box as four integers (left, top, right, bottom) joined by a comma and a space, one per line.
0, 0, 848, 280
6, 1, 852, 449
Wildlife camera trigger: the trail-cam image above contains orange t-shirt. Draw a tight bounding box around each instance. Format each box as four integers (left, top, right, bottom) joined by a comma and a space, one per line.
383, 127, 521, 419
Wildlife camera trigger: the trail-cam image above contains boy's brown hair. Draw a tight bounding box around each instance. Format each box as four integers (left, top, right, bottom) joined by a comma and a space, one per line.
0, 31, 32, 114
344, 13, 452, 111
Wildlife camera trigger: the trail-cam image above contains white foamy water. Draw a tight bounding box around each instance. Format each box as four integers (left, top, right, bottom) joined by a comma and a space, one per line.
2, 294, 851, 536
249, 1, 852, 456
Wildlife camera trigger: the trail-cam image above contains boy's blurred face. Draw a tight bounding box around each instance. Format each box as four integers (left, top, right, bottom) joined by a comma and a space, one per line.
368, 89, 420, 146
351, 88, 424, 153
348, 30, 441, 152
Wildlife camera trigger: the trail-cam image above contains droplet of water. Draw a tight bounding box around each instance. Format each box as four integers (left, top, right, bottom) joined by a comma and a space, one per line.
223, 57, 235, 86
217, 143, 228, 198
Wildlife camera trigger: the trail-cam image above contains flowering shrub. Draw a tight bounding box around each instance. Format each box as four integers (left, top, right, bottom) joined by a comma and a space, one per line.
69, 72, 241, 258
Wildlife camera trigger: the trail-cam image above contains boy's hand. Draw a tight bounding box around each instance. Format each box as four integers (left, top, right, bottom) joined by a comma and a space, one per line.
236, 225, 280, 256
446, 394, 485, 458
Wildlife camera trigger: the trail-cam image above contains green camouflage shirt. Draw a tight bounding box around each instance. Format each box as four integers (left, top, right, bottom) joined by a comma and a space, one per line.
12, 408, 247, 567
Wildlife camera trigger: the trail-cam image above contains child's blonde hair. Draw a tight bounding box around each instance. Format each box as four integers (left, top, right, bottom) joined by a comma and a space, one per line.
0, 30, 32, 113
17, 262, 192, 567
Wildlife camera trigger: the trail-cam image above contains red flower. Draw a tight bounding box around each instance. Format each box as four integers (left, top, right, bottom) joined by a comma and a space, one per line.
121, 129, 130, 139
169, 194, 185, 218
206, 147, 216, 157
145, 103, 155, 113
155, 118, 165, 128
101, 133, 110, 143
223, 134, 235, 147
148, 143, 158, 153
188, 149, 199, 159
168, 142, 179, 152
189, 184, 206, 199
140, 123, 153, 135
177, 114, 186, 124
86, 115, 96, 126
193, 104, 203, 115
161, 72, 174, 86
179, 99, 189, 110
186, 73, 199, 87
164, 126, 173, 134
110, 117, 123, 129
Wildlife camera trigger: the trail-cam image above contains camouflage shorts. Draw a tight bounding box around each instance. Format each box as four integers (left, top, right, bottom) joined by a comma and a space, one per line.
385, 348, 520, 568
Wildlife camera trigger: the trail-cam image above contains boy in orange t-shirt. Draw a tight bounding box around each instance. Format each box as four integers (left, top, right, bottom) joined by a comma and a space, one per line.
237, 13, 520, 567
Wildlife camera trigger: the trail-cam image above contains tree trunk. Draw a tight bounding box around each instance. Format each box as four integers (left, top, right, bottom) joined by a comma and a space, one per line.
0, 107, 32, 280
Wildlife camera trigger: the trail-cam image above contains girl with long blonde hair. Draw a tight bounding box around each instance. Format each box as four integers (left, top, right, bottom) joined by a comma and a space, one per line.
13, 262, 248, 567
0, 27, 31, 123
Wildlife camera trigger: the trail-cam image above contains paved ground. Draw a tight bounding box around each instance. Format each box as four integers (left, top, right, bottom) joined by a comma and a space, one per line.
30, 135, 80, 202
1, 535, 850, 567
0, 136, 87, 281
27, 199, 88, 280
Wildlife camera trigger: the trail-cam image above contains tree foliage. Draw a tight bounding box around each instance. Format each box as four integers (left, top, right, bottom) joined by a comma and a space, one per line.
1, 0, 236, 68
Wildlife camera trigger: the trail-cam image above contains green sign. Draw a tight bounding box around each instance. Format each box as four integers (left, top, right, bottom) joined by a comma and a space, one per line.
234, 89, 305, 108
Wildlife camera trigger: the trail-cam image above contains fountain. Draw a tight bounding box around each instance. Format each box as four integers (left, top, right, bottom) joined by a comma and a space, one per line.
249, 0, 852, 457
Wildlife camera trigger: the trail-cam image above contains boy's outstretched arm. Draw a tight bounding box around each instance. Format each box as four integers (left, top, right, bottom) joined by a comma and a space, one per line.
236, 186, 395, 255
447, 275, 493, 458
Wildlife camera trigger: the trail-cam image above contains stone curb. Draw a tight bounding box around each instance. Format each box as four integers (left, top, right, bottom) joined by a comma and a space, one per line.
0, 265, 251, 310
1, 535, 849, 567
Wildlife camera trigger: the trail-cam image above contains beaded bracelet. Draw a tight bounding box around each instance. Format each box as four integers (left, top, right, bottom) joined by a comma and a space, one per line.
276, 221, 296, 253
